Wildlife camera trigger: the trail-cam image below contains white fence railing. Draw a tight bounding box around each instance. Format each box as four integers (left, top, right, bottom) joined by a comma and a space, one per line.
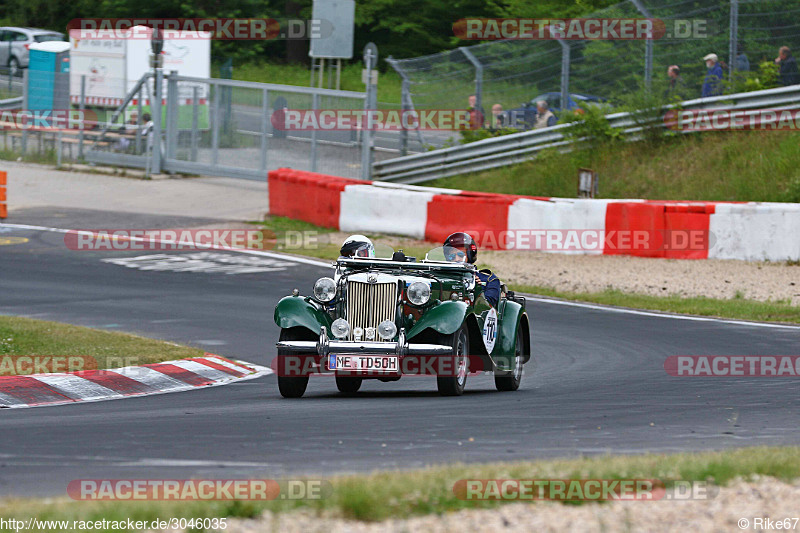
372, 85, 800, 185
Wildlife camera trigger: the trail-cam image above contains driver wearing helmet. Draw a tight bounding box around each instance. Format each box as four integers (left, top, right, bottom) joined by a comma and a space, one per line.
443, 232, 501, 308
340, 234, 376, 258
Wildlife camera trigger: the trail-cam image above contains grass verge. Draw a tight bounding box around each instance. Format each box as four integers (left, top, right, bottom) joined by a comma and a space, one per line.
3, 446, 800, 529
0, 316, 204, 373
426, 131, 800, 203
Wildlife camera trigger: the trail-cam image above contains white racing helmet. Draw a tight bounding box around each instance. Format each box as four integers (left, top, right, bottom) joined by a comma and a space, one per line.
340, 234, 375, 258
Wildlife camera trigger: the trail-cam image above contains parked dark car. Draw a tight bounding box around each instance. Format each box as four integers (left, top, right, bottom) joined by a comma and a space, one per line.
506, 92, 609, 130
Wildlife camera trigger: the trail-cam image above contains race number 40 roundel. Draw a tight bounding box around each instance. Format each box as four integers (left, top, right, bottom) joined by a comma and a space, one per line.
482, 307, 498, 353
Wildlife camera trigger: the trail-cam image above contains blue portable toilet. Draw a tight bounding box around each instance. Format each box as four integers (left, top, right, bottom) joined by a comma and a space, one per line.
27, 41, 71, 111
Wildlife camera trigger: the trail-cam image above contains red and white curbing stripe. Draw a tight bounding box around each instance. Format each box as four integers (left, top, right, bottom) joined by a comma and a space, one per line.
0, 355, 271, 409
268, 168, 800, 262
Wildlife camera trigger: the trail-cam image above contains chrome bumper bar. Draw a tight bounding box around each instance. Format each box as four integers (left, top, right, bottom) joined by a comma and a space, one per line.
276, 327, 453, 357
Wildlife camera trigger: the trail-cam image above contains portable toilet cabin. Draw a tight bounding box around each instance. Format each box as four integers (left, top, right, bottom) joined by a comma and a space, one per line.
27, 41, 71, 111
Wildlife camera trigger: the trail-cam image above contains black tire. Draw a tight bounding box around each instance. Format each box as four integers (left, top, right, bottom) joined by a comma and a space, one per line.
436, 323, 469, 396
335, 375, 362, 394
277, 328, 312, 398
495, 328, 524, 391
8, 57, 19, 77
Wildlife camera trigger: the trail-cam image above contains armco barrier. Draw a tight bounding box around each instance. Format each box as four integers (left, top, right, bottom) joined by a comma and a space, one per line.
267, 168, 800, 262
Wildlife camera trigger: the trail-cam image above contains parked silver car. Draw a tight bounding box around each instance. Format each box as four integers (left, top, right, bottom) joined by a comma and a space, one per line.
0, 27, 65, 76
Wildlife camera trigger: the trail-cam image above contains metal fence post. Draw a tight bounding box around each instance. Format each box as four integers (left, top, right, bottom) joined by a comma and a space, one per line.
151, 69, 163, 174
260, 88, 269, 171
400, 77, 411, 156
729, 0, 739, 79
460, 47, 483, 114
165, 71, 178, 162
630, 0, 653, 90
558, 40, 570, 112
135, 86, 143, 153
211, 80, 220, 166
191, 86, 199, 161
311, 92, 319, 173
21, 69, 28, 156
361, 43, 378, 181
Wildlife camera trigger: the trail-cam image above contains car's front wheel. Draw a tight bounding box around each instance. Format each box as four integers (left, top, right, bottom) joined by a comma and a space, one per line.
495, 329, 524, 391
277, 327, 313, 398
436, 323, 469, 396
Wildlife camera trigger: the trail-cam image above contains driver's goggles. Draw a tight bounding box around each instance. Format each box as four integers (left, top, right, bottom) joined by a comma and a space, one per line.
445, 250, 467, 261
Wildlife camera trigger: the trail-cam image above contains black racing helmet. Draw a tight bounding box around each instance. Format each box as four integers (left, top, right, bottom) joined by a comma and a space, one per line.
443, 232, 477, 263
340, 234, 376, 258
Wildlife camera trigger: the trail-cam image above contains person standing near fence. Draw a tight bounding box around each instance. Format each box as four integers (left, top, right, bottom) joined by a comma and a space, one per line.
775, 46, 800, 86
534, 101, 557, 129
665, 65, 687, 100
701, 53, 724, 98
467, 95, 485, 129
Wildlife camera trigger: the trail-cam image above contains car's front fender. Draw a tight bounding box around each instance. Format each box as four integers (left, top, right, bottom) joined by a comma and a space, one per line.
406, 301, 469, 340
492, 299, 530, 371
274, 296, 332, 337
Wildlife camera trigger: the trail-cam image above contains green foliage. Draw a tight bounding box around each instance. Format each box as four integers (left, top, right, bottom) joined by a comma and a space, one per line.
458, 126, 521, 144
784, 176, 800, 203
617, 85, 676, 146
560, 104, 622, 146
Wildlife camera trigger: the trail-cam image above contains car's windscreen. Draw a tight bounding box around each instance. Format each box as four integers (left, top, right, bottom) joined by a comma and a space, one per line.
425, 246, 465, 263
34, 34, 64, 43
373, 243, 394, 259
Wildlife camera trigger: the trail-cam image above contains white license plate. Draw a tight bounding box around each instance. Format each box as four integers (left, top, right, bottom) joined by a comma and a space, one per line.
330, 354, 399, 373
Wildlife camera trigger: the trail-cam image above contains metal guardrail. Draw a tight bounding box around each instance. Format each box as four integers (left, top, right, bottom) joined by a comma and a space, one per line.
372, 85, 800, 185
0, 97, 22, 110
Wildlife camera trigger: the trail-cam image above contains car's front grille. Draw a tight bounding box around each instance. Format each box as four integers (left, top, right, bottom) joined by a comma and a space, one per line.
346, 281, 397, 342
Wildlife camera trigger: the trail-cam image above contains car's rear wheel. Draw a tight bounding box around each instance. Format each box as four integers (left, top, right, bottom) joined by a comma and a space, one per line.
495, 329, 524, 391
277, 328, 313, 398
436, 323, 469, 396
335, 375, 362, 394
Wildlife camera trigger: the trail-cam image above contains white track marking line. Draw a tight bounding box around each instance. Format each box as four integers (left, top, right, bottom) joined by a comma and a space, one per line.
0, 222, 331, 268
3, 222, 797, 330
523, 295, 800, 330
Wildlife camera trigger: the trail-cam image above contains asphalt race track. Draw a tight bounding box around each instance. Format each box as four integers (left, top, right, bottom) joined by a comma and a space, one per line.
1, 215, 799, 497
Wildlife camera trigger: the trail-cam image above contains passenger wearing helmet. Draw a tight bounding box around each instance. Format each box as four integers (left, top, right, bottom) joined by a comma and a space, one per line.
443, 232, 501, 308
340, 234, 376, 258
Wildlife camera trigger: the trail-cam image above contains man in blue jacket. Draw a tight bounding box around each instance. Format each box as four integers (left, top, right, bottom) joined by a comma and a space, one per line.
702, 53, 724, 98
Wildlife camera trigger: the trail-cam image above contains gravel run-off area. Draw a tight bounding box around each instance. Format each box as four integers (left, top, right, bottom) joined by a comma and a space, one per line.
158, 478, 799, 533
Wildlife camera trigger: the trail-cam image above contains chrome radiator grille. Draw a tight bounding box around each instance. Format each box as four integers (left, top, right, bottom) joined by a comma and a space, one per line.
346, 281, 397, 342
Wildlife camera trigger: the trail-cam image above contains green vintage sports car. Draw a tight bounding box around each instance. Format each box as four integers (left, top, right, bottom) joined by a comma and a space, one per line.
273, 247, 531, 398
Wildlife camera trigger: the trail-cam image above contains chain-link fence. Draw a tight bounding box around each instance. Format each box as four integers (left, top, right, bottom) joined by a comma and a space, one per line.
388, 0, 800, 148
6, 69, 371, 179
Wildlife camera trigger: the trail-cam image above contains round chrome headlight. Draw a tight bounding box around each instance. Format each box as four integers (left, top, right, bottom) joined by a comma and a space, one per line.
377, 320, 398, 340
407, 281, 431, 306
331, 318, 350, 339
313, 277, 336, 302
